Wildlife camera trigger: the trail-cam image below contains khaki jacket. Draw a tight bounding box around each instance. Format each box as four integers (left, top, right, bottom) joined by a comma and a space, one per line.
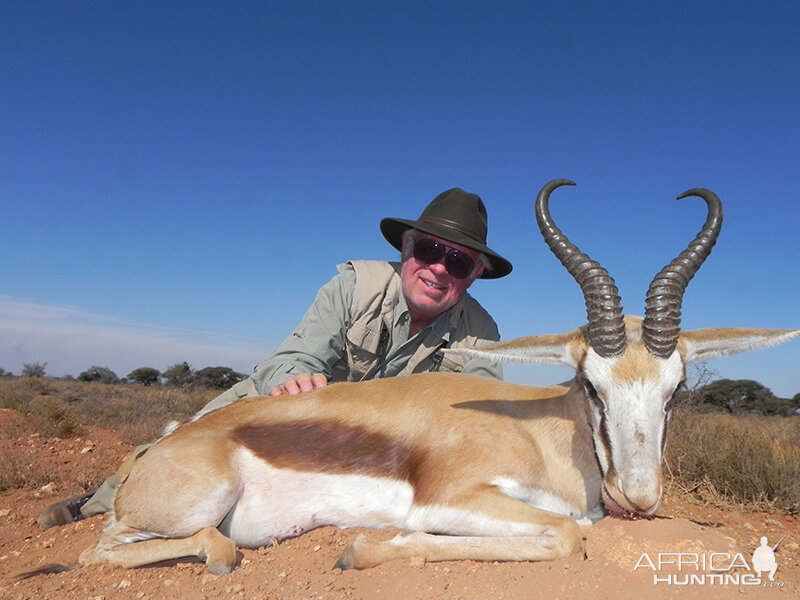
334, 260, 499, 381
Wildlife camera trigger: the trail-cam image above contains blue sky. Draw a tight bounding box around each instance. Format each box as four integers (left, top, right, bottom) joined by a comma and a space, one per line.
1, 1, 798, 396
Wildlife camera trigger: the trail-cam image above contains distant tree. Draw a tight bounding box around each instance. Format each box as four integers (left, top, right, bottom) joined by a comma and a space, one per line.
22, 362, 47, 377
127, 367, 161, 386
191, 366, 245, 390
78, 366, 120, 384
697, 379, 795, 416
163, 362, 193, 387
0, 367, 12, 378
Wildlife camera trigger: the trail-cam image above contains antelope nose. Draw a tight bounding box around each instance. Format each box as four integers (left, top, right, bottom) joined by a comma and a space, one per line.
621, 482, 663, 516
628, 498, 660, 517
604, 477, 663, 517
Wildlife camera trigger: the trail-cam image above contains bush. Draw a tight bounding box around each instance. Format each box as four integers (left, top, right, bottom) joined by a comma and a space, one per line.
191, 366, 245, 390
163, 362, 193, 387
128, 367, 161, 386
78, 366, 120, 385
21, 362, 47, 378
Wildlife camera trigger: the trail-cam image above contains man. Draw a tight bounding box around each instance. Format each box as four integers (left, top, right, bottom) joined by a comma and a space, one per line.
38, 187, 512, 529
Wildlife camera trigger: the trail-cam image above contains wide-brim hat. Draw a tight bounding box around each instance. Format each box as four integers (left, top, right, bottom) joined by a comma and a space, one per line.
380, 188, 512, 279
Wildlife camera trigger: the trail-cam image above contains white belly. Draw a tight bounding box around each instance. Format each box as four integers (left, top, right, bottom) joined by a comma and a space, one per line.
220, 448, 414, 548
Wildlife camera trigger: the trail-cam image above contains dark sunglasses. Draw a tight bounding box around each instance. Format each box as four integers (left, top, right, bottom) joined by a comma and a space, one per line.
412, 237, 478, 279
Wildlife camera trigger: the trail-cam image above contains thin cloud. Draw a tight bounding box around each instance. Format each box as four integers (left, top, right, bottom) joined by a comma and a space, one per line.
0, 296, 268, 378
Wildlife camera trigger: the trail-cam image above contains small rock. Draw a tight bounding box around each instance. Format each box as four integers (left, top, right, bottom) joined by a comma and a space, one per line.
764, 518, 785, 530
36, 482, 58, 496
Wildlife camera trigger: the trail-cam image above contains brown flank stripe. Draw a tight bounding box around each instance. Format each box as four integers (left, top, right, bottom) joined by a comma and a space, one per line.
230, 420, 426, 482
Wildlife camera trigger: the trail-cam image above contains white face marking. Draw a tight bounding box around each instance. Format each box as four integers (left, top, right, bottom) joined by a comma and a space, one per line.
581, 348, 684, 514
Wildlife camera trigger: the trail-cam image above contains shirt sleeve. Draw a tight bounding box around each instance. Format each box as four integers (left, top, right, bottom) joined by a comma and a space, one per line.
458, 318, 504, 381
250, 264, 356, 394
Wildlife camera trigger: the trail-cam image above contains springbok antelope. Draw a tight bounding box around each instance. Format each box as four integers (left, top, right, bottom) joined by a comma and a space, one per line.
74, 180, 798, 574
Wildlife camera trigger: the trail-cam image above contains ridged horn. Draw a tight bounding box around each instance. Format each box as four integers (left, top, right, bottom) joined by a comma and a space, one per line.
535, 179, 627, 357
642, 188, 723, 358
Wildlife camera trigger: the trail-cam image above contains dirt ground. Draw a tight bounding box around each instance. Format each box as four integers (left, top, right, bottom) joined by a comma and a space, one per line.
1, 409, 798, 599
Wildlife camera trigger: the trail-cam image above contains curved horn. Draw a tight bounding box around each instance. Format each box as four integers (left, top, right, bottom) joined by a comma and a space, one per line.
642, 188, 723, 358
535, 179, 626, 357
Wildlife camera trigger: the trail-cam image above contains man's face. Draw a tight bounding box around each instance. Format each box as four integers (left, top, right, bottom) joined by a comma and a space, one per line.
400, 233, 483, 323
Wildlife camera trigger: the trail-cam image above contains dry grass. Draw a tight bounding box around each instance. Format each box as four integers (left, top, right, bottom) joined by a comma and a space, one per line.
665, 408, 800, 513
0, 378, 220, 493
0, 447, 54, 492
0, 378, 217, 445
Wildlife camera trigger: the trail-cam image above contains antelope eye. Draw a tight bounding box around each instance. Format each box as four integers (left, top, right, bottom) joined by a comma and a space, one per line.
583, 380, 603, 407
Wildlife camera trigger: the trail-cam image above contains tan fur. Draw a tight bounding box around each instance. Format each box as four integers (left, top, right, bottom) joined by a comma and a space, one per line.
75, 374, 597, 572
610, 350, 659, 383
607, 317, 659, 383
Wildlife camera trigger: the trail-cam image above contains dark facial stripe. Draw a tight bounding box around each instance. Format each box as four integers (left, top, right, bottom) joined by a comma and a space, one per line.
231, 420, 425, 482
582, 379, 615, 478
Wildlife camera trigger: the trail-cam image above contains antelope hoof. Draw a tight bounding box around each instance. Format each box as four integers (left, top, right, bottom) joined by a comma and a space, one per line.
198, 528, 237, 575
334, 533, 370, 570
206, 558, 234, 576
334, 544, 358, 570
334, 549, 355, 570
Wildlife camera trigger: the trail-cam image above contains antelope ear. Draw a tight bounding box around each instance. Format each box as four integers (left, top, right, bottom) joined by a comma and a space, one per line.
680, 328, 800, 363
446, 329, 586, 368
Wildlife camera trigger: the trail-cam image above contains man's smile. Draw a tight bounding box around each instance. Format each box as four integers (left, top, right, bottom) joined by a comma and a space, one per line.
420, 276, 447, 291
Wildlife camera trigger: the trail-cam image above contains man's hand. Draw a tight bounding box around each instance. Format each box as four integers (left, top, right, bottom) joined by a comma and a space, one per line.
269, 372, 328, 397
